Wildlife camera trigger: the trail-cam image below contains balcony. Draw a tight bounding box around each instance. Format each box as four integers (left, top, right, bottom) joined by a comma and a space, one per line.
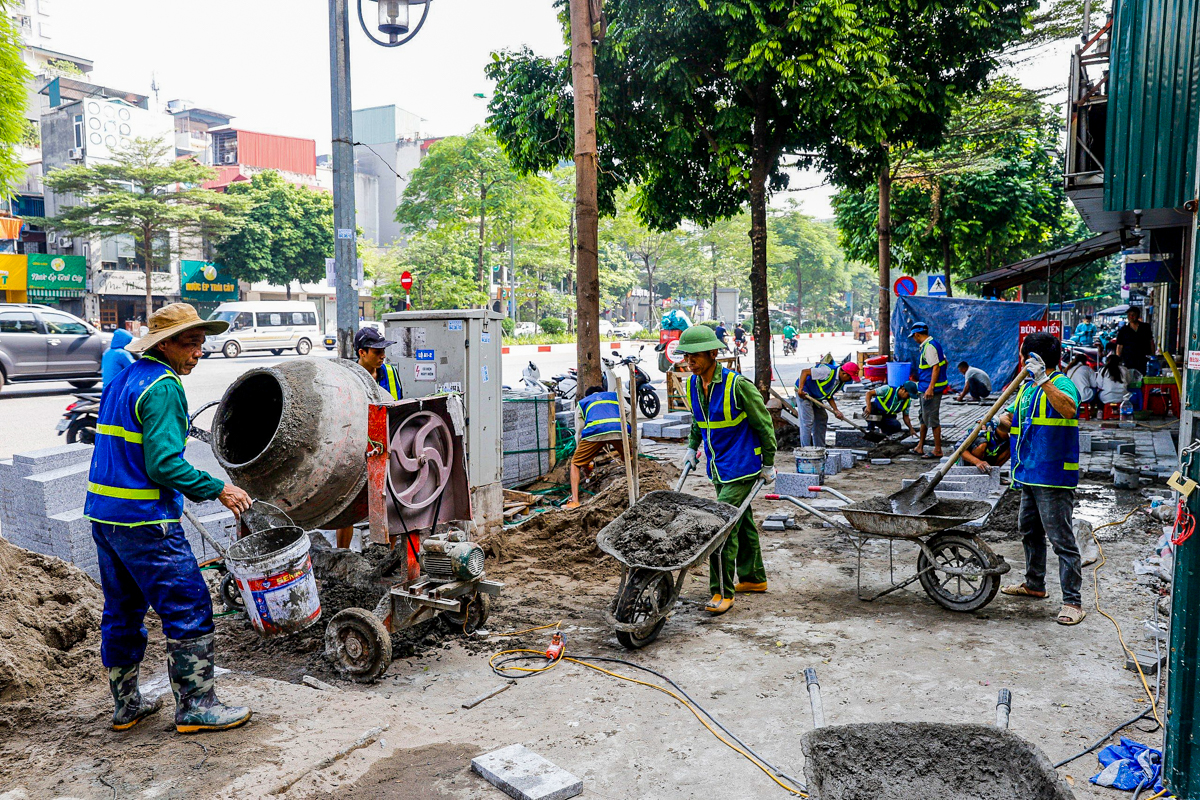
1065, 18, 1115, 231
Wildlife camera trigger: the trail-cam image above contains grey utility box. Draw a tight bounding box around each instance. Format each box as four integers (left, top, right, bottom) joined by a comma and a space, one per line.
382, 309, 504, 535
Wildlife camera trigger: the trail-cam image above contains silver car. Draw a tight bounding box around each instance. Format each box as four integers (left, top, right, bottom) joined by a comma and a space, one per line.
0, 303, 106, 393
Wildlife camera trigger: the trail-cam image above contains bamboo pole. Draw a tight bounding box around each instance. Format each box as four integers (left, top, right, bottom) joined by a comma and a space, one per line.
614, 375, 636, 506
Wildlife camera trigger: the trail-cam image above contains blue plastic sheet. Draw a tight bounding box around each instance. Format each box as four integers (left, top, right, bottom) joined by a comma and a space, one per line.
660, 310, 692, 331
1091, 737, 1164, 794
890, 296, 1049, 392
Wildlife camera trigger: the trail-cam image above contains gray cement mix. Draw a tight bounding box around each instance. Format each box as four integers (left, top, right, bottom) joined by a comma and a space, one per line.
605, 491, 733, 567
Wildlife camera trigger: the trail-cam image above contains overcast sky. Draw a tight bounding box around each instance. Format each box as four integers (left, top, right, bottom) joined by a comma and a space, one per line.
52, 0, 1076, 219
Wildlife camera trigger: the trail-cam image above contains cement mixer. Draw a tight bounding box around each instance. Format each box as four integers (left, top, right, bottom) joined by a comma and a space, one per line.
205, 357, 502, 681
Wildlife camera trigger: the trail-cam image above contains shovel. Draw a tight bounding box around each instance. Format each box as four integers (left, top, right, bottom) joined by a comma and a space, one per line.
815, 399, 890, 443
887, 368, 1029, 516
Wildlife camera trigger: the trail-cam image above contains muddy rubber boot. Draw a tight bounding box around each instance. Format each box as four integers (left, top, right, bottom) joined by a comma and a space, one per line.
109, 663, 163, 731
167, 634, 252, 734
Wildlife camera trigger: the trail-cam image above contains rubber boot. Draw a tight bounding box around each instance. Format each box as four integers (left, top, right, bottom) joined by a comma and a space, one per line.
109, 663, 163, 731
166, 634, 252, 734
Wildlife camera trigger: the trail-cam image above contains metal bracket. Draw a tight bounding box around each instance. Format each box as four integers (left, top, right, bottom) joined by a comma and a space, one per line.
1170, 471, 1198, 499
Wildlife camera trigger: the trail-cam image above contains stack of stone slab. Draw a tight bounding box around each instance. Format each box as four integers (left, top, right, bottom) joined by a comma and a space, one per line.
0, 443, 235, 581
762, 511, 799, 531
502, 390, 556, 488
1077, 428, 1177, 482
641, 410, 692, 440
902, 462, 1002, 503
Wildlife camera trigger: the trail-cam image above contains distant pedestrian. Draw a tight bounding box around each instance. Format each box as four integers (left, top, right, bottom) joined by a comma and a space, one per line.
1116, 306, 1156, 375
955, 361, 992, 402
1065, 353, 1097, 405
101, 329, 137, 391
909, 322, 947, 459
1071, 315, 1097, 346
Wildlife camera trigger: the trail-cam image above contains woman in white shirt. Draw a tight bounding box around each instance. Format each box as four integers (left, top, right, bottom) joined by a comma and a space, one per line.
1098, 353, 1132, 405
1065, 353, 1097, 404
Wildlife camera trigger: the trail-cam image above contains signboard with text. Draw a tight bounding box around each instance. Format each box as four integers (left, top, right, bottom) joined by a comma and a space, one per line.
1017, 319, 1062, 360
180, 260, 238, 302
27, 254, 85, 292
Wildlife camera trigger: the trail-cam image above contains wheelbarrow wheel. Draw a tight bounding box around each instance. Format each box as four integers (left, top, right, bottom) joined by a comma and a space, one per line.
325, 608, 393, 683
917, 532, 1001, 612
441, 592, 491, 635
614, 568, 673, 649
219, 572, 244, 612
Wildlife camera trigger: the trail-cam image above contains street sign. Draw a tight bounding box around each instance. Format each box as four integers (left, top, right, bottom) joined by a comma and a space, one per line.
894, 276, 917, 296
400, 271, 413, 292
1017, 319, 1063, 360
927, 275, 947, 296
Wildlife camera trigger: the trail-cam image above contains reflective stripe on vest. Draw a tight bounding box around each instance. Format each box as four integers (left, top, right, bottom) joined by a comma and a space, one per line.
688, 368, 762, 483
798, 366, 840, 401
378, 363, 402, 400
872, 386, 909, 416
918, 338, 949, 391
84, 357, 187, 526
578, 392, 627, 440
1010, 376, 1079, 489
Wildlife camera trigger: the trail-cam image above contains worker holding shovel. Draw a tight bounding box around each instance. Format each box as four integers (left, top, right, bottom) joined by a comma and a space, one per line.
794, 359, 860, 447
676, 325, 777, 616
864, 380, 918, 440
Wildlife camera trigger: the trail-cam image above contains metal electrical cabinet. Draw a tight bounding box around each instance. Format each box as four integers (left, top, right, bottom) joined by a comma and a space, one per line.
381, 309, 504, 535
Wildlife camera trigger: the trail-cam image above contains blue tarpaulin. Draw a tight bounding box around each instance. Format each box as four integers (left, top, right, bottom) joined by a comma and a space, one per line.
1091, 737, 1164, 794
890, 295, 1048, 391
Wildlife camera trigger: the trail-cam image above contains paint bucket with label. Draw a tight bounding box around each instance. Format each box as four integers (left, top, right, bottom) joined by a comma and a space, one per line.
225, 522, 321, 638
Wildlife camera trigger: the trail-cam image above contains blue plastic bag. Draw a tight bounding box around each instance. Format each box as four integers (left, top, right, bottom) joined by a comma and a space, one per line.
1091, 737, 1163, 794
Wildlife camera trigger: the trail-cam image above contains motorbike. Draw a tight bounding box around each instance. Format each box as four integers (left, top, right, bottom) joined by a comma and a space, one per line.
543, 366, 579, 401
56, 392, 101, 444
602, 346, 661, 419
735, 337, 749, 356
782, 336, 798, 356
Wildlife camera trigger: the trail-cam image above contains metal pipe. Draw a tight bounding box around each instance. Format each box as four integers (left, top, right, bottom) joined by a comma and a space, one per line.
995, 688, 1012, 729
329, 0, 358, 360
805, 668, 825, 728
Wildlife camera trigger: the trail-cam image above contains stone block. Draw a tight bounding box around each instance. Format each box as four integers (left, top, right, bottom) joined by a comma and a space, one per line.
663, 411, 693, 425
11, 443, 93, 477
640, 421, 664, 438
471, 744, 583, 800
24, 462, 90, 517
834, 429, 870, 448
776, 471, 822, 498
824, 454, 841, 475
1078, 432, 1092, 453
659, 424, 690, 439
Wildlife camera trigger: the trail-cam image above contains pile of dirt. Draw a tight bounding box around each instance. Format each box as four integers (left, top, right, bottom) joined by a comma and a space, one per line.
609, 493, 730, 567
0, 536, 105, 703
479, 458, 680, 579
980, 489, 1021, 539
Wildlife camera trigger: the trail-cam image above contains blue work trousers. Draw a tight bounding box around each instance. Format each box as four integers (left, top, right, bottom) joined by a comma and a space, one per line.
92, 521, 214, 667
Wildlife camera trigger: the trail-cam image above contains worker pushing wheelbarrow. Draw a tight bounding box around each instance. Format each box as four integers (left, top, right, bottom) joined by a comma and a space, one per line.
598, 324, 776, 646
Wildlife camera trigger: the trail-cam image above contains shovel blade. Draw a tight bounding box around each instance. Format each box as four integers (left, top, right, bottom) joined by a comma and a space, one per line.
887, 475, 939, 516
863, 430, 885, 443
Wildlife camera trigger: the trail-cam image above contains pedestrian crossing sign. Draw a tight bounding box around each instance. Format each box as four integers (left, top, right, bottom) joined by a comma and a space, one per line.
928, 275, 947, 296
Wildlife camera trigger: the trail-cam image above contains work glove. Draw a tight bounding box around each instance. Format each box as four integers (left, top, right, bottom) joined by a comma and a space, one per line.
683, 448, 699, 471
760, 466, 777, 484
1025, 353, 1050, 386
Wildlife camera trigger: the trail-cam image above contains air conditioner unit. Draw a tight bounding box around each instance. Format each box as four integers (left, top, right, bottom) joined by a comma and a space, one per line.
46, 231, 56, 245
222, 152, 236, 164
68, 147, 83, 161
59, 237, 72, 248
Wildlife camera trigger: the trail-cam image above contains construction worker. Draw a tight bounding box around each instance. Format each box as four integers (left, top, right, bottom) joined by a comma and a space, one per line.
564, 386, 629, 509
677, 325, 776, 616
1000, 332, 1085, 626
963, 416, 1011, 472
355, 327, 403, 400
909, 322, 948, 459
794, 359, 860, 447
84, 304, 253, 734
864, 380, 917, 438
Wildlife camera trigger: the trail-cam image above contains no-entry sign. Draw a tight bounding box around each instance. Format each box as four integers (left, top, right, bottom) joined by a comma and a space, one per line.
894, 276, 917, 296
400, 271, 413, 292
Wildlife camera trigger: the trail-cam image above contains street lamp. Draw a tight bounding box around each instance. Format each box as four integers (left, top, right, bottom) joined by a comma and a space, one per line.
358, 0, 431, 47
328, 0, 431, 359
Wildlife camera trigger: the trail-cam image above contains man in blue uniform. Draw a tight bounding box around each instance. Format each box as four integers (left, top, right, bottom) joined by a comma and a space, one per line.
1000, 332, 1085, 626
794, 359, 859, 447
677, 325, 776, 616
86, 303, 253, 734
355, 327, 403, 400
910, 322, 948, 459
863, 380, 917, 438
565, 386, 629, 509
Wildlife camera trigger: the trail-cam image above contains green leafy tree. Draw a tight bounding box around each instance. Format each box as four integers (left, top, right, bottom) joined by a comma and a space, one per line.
769, 205, 846, 326
43, 138, 245, 315
0, 3, 31, 197
215, 170, 333, 298
372, 229, 488, 311
600, 191, 688, 327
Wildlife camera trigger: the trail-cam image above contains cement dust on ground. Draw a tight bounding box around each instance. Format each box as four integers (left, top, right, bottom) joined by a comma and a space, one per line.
0, 452, 1172, 799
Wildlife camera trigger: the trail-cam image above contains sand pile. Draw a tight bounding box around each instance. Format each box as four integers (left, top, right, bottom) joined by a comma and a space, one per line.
0, 536, 104, 702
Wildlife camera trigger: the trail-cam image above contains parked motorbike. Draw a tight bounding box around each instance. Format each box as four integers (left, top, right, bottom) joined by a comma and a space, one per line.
602, 347, 661, 419
56, 392, 101, 445
542, 366, 578, 402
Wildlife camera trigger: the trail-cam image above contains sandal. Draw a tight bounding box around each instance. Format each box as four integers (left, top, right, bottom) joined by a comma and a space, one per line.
563, 501, 581, 510
1001, 583, 1048, 599
1056, 606, 1086, 626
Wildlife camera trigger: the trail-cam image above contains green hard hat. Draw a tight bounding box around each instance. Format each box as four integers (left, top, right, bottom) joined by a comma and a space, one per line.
674, 325, 726, 354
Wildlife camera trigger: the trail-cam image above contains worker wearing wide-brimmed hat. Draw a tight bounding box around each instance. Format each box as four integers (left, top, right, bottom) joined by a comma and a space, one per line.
85, 303, 253, 734
676, 325, 776, 616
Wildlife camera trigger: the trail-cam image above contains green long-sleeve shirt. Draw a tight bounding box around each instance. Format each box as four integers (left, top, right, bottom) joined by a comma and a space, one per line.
687, 368, 777, 471
135, 362, 224, 503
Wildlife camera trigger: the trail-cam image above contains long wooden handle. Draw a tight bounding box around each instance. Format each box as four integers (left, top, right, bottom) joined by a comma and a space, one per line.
614, 375, 636, 506
818, 399, 868, 432
928, 368, 1029, 487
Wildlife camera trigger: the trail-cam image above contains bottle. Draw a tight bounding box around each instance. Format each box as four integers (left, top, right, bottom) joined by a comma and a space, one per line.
1119, 393, 1135, 429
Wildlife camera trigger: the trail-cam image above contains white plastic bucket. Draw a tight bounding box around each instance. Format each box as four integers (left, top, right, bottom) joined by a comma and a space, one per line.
795, 447, 826, 476
225, 525, 322, 638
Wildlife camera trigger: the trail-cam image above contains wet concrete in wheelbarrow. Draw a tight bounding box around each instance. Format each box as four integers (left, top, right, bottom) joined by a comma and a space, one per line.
606, 492, 733, 567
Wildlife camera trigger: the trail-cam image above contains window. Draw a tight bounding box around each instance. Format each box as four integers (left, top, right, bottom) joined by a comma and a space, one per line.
209, 310, 253, 331
0, 312, 38, 333
72, 114, 83, 149
291, 311, 317, 327
41, 312, 88, 335
256, 312, 288, 328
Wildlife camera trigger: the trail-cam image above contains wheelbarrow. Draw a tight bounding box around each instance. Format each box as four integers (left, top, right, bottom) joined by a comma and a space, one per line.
597, 464, 763, 648
799, 669, 1075, 799
766, 486, 1009, 612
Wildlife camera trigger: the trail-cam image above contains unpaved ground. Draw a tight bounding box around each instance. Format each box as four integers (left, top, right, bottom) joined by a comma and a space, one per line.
0, 451, 1170, 799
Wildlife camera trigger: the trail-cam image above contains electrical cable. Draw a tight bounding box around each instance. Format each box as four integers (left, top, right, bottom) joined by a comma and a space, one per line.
1052, 708, 1154, 769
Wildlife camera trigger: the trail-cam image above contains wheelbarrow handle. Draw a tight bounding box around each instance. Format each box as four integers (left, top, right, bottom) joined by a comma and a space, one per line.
183, 507, 227, 559
674, 461, 693, 492
996, 688, 1012, 729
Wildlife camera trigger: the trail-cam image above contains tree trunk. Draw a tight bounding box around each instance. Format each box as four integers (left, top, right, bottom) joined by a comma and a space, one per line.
570, 0, 603, 391
285, 283, 293, 300
796, 259, 803, 327
942, 233, 953, 298
644, 256, 655, 324
747, 86, 773, 395
566, 210, 576, 332
876, 153, 892, 356
477, 183, 489, 298
142, 230, 153, 322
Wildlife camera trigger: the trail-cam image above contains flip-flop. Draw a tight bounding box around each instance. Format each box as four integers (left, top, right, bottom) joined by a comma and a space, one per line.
1001, 584, 1048, 599
563, 501, 581, 509
920, 453, 938, 460
1056, 606, 1086, 625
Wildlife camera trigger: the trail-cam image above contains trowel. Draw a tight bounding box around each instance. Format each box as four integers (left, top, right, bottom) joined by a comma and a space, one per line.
887, 368, 1029, 517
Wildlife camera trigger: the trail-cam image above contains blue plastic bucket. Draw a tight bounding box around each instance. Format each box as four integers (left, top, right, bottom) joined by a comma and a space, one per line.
794, 447, 826, 475
886, 361, 912, 387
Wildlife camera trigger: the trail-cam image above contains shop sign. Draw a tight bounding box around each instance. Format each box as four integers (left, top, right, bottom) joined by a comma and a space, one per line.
180, 260, 238, 302
27, 254, 85, 291
0, 254, 27, 291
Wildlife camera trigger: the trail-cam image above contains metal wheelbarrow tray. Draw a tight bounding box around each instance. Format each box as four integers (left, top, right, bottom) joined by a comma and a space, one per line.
596, 467, 763, 649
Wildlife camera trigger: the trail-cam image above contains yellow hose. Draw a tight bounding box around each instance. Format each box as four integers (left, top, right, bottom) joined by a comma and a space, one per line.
1160, 348, 1182, 398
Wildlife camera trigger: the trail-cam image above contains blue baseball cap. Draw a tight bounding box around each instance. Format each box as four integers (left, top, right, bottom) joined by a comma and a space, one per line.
354, 327, 396, 351
908, 322, 929, 337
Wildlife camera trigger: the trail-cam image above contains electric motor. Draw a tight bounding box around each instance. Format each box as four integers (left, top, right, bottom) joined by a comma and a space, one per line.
421, 536, 485, 581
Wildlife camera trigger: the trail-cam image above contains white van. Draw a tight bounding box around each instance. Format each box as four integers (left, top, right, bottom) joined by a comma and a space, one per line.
203, 301, 321, 358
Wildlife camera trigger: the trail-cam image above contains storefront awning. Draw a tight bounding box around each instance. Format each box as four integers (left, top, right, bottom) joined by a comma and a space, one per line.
27, 288, 86, 299
960, 231, 1135, 292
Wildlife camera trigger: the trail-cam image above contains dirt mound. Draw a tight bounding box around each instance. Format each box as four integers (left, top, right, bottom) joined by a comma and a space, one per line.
0, 536, 105, 703
480, 458, 680, 579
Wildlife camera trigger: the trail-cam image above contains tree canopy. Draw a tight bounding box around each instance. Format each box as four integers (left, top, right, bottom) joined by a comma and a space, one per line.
0, 2, 31, 197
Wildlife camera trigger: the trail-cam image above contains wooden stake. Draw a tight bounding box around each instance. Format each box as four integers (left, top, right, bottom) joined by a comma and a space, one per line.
613, 375, 636, 507
627, 362, 639, 498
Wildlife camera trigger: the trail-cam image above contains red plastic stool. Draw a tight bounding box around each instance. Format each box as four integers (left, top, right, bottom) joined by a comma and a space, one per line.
1102, 403, 1121, 420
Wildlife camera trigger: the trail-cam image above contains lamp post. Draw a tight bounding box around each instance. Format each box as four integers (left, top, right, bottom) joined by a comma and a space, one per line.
328, 0, 431, 359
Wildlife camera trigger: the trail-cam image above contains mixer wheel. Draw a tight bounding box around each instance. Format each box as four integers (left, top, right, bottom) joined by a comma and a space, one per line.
325, 608, 393, 683
441, 592, 491, 635
219, 573, 244, 612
